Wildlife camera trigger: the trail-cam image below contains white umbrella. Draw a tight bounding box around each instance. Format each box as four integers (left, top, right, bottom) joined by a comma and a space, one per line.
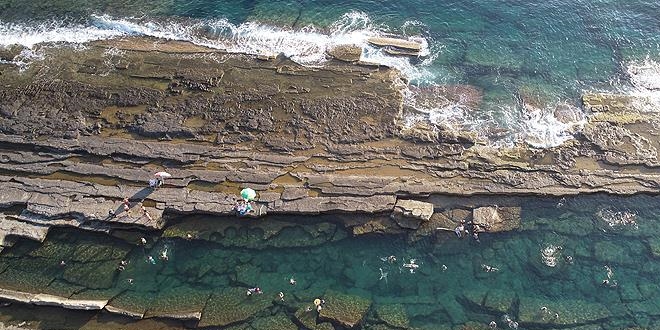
154, 171, 172, 179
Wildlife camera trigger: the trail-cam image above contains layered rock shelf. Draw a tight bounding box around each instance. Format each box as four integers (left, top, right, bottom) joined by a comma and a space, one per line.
1, 36, 660, 328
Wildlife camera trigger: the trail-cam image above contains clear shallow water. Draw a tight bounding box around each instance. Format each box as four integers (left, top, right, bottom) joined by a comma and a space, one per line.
2, 0, 660, 147
2, 195, 660, 329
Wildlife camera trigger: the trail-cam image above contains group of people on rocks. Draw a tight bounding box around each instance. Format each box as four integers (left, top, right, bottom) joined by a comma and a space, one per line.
107, 197, 152, 222
235, 199, 256, 216
453, 218, 491, 242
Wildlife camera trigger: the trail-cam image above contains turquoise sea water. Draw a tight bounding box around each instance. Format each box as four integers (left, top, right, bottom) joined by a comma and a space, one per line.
2, 195, 660, 329
2, 0, 660, 146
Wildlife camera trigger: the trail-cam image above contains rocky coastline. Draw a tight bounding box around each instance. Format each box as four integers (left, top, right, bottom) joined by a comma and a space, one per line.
1, 37, 660, 329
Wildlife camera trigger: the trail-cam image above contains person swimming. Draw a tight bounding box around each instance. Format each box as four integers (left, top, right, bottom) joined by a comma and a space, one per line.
402, 259, 420, 273
159, 248, 169, 261
246, 287, 263, 296
481, 264, 499, 272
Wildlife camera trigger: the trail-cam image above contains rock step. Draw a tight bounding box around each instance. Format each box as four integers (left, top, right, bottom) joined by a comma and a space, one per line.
367, 37, 422, 51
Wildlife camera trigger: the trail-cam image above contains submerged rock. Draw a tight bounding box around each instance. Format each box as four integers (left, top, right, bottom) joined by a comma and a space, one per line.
375, 304, 409, 328
483, 289, 516, 314
352, 217, 405, 235
293, 305, 335, 330
144, 286, 209, 320
251, 314, 298, 330
518, 296, 610, 326
318, 291, 372, 328
199, 287, 272, 327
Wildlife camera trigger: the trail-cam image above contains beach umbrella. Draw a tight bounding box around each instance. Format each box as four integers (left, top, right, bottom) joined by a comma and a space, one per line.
240, 188, 257, 201
154, 171, 172, 179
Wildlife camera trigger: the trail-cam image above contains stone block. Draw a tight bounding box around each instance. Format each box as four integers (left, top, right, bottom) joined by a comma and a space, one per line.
390, 200, 434, 229
472, 206, 521, 232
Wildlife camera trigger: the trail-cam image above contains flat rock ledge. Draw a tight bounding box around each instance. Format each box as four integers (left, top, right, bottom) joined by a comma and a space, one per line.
390, 199, 434, 229
1, 38, 660, 241
0, 288, 107, 310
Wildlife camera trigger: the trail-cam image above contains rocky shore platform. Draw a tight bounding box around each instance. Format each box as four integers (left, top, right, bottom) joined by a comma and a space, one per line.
1, 37, 660, 328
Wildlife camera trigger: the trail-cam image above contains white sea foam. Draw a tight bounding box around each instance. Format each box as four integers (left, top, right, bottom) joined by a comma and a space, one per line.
623, 58, 660, 112
518, 105, 585, 149
0, 20, 125, 48
627, 57, 660, 91
1, 13, 585, 149
1, 13, 432, 78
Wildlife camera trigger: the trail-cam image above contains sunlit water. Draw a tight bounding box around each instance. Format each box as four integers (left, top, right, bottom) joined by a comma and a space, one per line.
2, 195, 660, 329
1, 0, 660, 147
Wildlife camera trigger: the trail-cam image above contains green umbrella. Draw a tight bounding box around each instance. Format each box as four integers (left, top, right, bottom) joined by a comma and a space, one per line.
240, 188, 257, 201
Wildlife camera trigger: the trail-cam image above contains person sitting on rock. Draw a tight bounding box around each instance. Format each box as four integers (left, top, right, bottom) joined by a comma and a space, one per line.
149, 178, 159, 188
235, 200, 255, 216
454, 223, 464, 238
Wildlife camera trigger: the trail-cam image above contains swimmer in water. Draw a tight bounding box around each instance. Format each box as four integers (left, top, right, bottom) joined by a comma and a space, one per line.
402, 259, 419, 273
481, 264, 499, 272
160, 248, 169, 261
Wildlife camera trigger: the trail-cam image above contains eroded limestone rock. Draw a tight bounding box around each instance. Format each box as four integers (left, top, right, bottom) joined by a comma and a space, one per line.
472, 206, 521, 232
326, 44, 362, 62
367, 37, 422, 51
0, 216, 49, 247
390, 199, 434, 229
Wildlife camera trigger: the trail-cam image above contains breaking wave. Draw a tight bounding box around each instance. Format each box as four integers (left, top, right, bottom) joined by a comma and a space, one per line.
0, 12, 586, 149
0, 12, 431, 76
623, 58, 660, 112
